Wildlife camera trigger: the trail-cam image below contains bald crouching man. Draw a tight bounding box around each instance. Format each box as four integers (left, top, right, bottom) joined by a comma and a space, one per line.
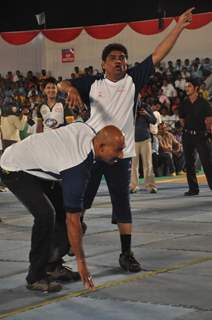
0, 122, 125, 292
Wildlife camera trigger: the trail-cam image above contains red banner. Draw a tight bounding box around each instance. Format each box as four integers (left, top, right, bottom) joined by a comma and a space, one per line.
61, 48, 75, 63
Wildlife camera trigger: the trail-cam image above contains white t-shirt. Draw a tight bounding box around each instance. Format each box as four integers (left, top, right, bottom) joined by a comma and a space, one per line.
86, 75, 136, 157
150, 111, 162, 135
37, 101, 65, 131
70, 55, 155, 158
0, 122, 95, 180
162, 84, 177, 98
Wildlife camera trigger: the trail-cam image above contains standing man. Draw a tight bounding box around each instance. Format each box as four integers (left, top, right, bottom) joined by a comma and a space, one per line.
58, 8, 194, 272
179, 79, 212, 195
0, 97, 28, 150
130, 100, 157, 193
0, 123, 125, 291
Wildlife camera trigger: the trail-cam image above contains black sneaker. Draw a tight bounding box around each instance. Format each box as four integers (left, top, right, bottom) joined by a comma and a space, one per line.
119, 252, 142, 273
184, 190, 199, 196
47, 264, 81, 282
26, 279, 62, 293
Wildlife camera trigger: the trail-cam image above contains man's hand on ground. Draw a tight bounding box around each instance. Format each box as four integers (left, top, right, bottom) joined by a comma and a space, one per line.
77, 260, 95, 290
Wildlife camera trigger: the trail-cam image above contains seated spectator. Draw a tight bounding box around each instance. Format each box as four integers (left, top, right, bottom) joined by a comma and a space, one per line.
191, 63, 203, 81
161, 79, 177, 100
202, 57, 212, 77
14, 80, 26, 97
160, 105, 173, 129
172, 121, 185, 174
175, 72, 186, 91
73, 66, 84, 78
158, 88, 170, 107
181, 66, 191, 79
157, 122, 182, 176
183, 58, 191, 72
166, 60, 175, 76
13, 70, 23, 82
199, 82, 209, 100
175, 58, 183, 72
39, 69, 48, 81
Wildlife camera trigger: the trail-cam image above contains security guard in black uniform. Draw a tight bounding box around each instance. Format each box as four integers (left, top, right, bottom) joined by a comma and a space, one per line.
179, 78, 212, 196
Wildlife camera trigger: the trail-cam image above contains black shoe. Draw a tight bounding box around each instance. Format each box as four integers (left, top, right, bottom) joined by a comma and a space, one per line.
184, 190, 199, 196
47, 263, 81, 282
119, 251, 142, 273
26, 278, 62, 293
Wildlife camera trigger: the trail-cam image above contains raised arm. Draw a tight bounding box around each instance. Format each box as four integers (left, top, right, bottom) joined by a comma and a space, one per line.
152, 8, 194, 66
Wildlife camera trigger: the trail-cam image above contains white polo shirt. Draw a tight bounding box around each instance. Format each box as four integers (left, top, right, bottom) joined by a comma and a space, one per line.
0, 122, 96, 180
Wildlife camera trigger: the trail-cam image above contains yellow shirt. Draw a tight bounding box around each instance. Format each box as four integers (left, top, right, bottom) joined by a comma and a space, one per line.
0, 115, 27, 141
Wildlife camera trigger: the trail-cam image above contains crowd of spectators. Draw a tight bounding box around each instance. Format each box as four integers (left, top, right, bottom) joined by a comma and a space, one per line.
137, 56, 212, 179
0, 56, 211, 184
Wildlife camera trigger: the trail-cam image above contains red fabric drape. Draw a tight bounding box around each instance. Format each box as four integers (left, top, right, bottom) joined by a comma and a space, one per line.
42, 28, 82, 42
85, 23, 126, 39
0, 13, 211, 45
129, 18, 173, 35
1, 31, 39, 45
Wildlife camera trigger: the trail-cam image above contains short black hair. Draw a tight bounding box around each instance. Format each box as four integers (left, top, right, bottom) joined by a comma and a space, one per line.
186, 78, 201, 87
43, 77, 57, 88
101, 43, 128, 61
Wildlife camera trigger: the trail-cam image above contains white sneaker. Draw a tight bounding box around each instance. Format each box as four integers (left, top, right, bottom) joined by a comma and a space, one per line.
150, 188, 158, 194
130, 187, 139, 193
0, 186, 7, 192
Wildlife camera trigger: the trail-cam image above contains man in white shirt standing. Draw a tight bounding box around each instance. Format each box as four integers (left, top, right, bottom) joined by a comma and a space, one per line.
58, 8, 194, 274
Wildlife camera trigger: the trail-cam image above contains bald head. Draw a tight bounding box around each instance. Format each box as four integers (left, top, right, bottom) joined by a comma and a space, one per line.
96, 125, 124, 143
93, 125, 125, 164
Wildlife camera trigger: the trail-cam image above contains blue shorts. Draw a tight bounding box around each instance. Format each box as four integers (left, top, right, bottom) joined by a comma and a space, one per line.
84, 158, 132, 224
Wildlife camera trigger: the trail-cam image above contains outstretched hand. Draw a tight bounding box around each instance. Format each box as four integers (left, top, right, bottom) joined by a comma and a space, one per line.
177, 7, 195, 29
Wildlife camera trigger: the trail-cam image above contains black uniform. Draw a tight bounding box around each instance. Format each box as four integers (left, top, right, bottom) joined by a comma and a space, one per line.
179, 97, 212, 193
